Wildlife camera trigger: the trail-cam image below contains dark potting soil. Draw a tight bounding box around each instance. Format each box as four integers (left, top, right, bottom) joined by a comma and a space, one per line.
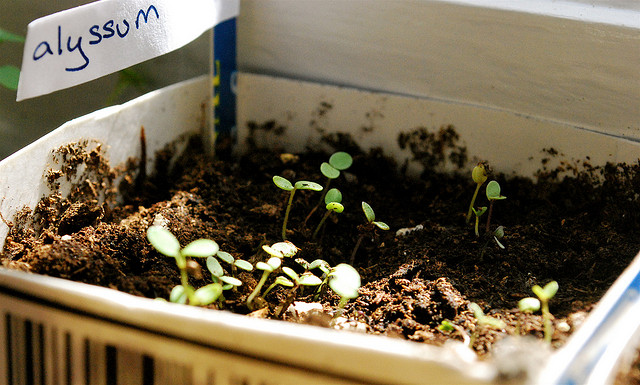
2, 127, 640, 368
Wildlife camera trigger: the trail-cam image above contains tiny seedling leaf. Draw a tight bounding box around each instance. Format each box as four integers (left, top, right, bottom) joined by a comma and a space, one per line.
309, 259, 331, 275
373, 221, 390, 231
329, 152, 353, 170
362, 201, 376, 223
193, 283, 223, 305
472, 207, 487, 217
262, 245, 284, 258
220, 276, 242, 287
147, 226, 181, 258
326, 202, 344, 213
216, 251, 235, 264
275, 276, 294, 287
169, 285, 188, 304
533, 281, 559, 301
486, 181, 506, 200
472, 164, 488, 185
325, 188, 343, 205
299, 273, 322, 286
329, 264, 361, 299
182, 239, 219, 258
294, 181, 323, 191
267, 257, 282, 270
270, 241, 300, 258
234, 259, 253, 271
282, 267, 299, 282
255, 261, 273, 272
206, 256, 224, 277
469, 302, 485, 319
273, 175, 294, 191
438, 320, 455, 332
295, 258, 310, 270
518, 297, 541, 313
320, 162, 340, 179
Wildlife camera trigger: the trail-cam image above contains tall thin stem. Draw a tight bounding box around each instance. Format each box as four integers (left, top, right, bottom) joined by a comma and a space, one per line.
466, 184, 481, 223
485, 201, 495, 233
282, 189, 297, 240
312, 211, 331, 240
349, 234, 365, 265
247, 271, 270, 310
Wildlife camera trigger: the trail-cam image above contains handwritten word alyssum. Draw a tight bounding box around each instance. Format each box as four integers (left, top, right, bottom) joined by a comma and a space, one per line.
32, 5, 160, 72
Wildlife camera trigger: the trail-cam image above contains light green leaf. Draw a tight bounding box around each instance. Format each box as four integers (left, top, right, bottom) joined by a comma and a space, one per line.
193, 283, 223, 305
518, 297, 541, 313
282, 266, 299, 282
270, 241, 299, 258
325, 188, 342, 205
267, 257, 282, 270
256, 261, 273, 272
329, 263, 361, 299
486, 181, 506, 200
472, 207, 487, 217
362, 201, 376, 223
262, 245, 284, 258
0, 66, 20, 90
299, 273, 322, 286
373, 221, 389, 231
326, 202, 344, 214
468, 302, 484, 319
320, 162, 340, 179
295, 181, 323, 191
329, 152, 353, 170
273, 175, 294, 191
182, 239, 219, 258
147, 226, 180, 258
234, 259, 253, 271
220, 276, 242, 287
274, 276, 294, 287
169, 285, 187, 304
533, 281, 559, 301
216, 250, 235, 264
309, 259, 331, 275
206, 256, 224, 277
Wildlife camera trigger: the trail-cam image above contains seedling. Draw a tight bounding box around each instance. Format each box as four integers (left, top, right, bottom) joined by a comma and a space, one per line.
273, 175, 323, 240
328, 263, 361, 319
305, 152, 353, 224
480, 226, 506, 259
438, 320, 471, 346
312, 188, 344, 239
215, 250, 253, 276
147, 226, 220, 305
531, 281, 559, 343
349, 202, 390, 265
468, 302, 506, 348
471, 206, 487, 237
485, 180, 506, 232
466, 163, 488, 224
246, 256, 282, 310
274, 267, 323, 317
516, 296, 541, 335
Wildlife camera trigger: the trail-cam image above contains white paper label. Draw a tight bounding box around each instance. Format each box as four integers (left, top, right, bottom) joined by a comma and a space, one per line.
17, 0, 239, 101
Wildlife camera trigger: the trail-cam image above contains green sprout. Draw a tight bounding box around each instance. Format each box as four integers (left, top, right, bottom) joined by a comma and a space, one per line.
205, 255, 245, 300
466, 163, 488, 224
480, 226, 506, 259
531, 281, 559, 343
147, 226, 220, 306
438, 320, 471, 346
312, 188, 344, 240
485, 180, 506, 232
471, 206, 487, 237
274, 267, 323, 317
273, 175, 323, 240
215, 250, 254, 278
516, 296, 541, 336
246, 256, 282, 310
468, 302, 506, 348
328, 263, 361, 319
305, 152, 353, 224
349, 202, 390, 265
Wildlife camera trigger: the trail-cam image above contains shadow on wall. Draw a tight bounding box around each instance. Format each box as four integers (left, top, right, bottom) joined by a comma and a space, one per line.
0, 1, 210, 160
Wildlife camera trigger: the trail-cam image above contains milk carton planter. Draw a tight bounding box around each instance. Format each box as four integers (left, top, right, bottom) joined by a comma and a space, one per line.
1, 1, 639, 384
